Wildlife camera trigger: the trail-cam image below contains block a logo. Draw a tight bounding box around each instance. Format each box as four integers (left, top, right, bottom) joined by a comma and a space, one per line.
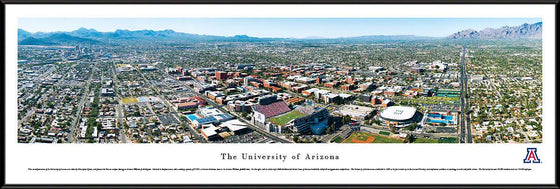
523, 148, 541, 163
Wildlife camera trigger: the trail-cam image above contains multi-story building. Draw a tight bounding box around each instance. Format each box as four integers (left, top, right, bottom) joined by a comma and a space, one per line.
286, 106, 329, 134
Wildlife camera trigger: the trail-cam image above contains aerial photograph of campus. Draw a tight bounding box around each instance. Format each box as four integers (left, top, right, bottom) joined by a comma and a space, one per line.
16, 18, 542, 144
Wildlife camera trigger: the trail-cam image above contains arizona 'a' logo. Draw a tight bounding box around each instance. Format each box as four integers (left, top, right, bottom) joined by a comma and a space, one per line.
523, 148, 541, 163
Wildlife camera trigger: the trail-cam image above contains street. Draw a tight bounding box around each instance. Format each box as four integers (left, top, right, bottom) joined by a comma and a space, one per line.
459, 47, 472, 143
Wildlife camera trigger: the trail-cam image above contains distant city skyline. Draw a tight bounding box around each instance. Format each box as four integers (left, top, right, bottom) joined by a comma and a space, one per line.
19, 18, 542, 38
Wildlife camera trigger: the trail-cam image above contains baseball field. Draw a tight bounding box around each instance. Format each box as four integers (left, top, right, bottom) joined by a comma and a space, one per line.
342, 131, 404, 143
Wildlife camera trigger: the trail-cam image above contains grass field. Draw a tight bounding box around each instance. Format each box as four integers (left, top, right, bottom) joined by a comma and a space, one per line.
413, 138, 439, 143
121, 97, 139, 104
438, 137, 458, 143
379, 131, 391, 136
332, 136, 344, 143
268, 111, 306, 126
398, 96, 460, 106
342, 131, 404, 143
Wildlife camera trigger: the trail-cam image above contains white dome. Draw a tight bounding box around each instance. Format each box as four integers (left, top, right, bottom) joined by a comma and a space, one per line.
379, 106, 417, 121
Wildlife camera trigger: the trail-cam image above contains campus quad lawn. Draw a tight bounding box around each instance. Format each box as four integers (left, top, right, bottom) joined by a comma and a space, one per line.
268, 111, 306, 126
413, 138, 439, 143
121, 97, 139, 104
343, 131, 404, 143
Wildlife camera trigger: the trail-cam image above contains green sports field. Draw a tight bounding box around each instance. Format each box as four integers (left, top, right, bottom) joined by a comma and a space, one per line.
121, 97, 139, 104
268, 111, 306, 126
438, 137, 458, 143
413, 138, 439, 143
332, 136, 345, 143
412, 137, 458, 143
379, 130, 391, 136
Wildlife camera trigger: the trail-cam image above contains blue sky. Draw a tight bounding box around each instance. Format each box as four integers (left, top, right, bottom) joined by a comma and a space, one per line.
19, 18, 542, 38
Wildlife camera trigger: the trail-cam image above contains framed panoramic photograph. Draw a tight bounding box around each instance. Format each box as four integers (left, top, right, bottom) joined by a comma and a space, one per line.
2, 2, 558, 188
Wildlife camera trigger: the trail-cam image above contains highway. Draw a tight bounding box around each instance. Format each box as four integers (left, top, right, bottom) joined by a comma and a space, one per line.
459, 47, 473, 143
465, 50, 472, 143
110, 63, 132, 143
68, 63, 96, 143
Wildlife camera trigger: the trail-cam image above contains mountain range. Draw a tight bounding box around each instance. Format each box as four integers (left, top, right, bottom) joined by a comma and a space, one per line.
448, 22, 542, 39
18, 22, 542, 46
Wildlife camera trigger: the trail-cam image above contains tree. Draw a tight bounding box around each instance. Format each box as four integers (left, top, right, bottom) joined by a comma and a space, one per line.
47, 102, 55, 109
153, 129, 161, 136
390, 125, 395, 133
342, 115, 352, 124
325, 126, 332, 135
404, 134, 413, 143
407, 123, 418, 131
122, 121, 129, 129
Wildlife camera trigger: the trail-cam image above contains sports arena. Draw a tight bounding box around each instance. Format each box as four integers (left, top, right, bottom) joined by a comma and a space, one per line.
378, 106, 422, 127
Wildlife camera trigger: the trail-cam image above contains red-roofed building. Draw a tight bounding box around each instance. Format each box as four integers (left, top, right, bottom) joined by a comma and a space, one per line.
292, 86, 307, 93
190, 96, 206, 106
250, 81, 262, 88
215, 71, 227, 81
384, 90, 396, 97
346, 76, 354, 84
176, 102, 198, 110
341, 84, 355, 91
325, 82, 339, 88
371, 97, 383, 105
270, 86, 282, 93
285, 97, 305, 105
174, 96, 206, 110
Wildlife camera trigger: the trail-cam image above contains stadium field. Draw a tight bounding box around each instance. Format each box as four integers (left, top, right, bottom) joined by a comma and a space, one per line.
121, 97, 139, 104
268, 111, 306, 126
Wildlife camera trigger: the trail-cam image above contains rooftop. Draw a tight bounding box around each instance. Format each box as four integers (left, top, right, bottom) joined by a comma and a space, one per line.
379, 106, 417, 121
336, 105, 374, 117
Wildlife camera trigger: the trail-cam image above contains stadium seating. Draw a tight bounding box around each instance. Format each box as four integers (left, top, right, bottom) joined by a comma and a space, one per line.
254, 101, 291, 118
